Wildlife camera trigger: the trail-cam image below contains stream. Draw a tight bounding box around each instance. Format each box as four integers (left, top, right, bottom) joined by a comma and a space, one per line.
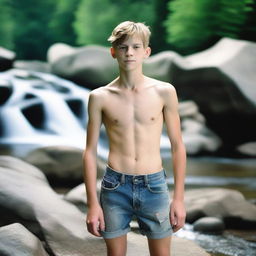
164, 156, 256, 256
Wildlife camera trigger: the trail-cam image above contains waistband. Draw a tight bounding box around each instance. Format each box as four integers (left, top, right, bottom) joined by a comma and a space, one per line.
105, 165, 166, 185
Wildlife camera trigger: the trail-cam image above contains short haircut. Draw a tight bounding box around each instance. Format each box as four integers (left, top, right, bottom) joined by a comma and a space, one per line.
108, 21, 151, 48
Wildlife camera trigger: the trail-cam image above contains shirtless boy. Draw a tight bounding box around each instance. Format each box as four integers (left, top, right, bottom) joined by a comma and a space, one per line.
83, 21, 186, 256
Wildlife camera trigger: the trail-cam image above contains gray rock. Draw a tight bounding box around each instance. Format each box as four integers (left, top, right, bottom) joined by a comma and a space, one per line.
24, 145, 84, 184
14, 60, 51, 73
184, 188, 256, 229
0, 223, 49, 256
49, 44, 119, 89
0, 156, 210, 256
0, 155, 90, 256
48, 38, 256, 154
236, 142, 256, 156
193, 217, 225, 234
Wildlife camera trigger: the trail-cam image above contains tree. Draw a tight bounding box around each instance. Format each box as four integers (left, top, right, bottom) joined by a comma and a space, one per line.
11, 0, 56, 60
74, 0, 155, 47
164, 0, 255, 55
49, 0, 81, 46
0, 0, 15, 50
151, 0, 170, 53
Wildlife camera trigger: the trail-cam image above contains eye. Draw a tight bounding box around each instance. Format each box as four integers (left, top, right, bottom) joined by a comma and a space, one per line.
118, 46, 126, 50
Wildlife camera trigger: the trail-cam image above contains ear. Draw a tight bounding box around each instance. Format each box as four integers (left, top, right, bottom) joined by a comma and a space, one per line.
110, 47, 116, 58
144, 47, 151, 59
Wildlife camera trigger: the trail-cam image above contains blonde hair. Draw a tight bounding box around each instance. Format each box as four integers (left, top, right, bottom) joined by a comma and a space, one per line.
108, 21, 151, 48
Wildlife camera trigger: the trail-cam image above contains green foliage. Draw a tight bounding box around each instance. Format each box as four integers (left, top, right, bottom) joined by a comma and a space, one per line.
11, 0, 56, 60
165, 0, 255, 55
74, 0, 155, 46
151, 0, 170, 53
49, 0, 80, 46
0, 0, 15, 50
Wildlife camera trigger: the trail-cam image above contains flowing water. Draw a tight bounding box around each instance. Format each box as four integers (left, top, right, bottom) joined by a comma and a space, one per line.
163, 157, 256, 256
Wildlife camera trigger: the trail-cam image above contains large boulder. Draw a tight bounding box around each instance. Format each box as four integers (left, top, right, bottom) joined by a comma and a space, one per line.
0, 223, 49, 256
48, 44, 119, 89
0, 156, 210, 256
0, 155, 90, 256
184, 188, 256, 229
173, 38, 256, 153
23, 145, 84, 186
48, 38, 256, 155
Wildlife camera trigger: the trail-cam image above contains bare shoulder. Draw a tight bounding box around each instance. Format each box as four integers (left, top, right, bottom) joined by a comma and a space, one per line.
147, 77, 177, 99
88, 83, 114, 103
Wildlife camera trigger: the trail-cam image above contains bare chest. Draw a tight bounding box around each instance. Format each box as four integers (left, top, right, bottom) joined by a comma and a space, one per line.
102, 91, 163, 127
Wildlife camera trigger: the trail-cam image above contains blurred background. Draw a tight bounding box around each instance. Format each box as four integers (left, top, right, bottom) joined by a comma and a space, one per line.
0, 1, 256, 256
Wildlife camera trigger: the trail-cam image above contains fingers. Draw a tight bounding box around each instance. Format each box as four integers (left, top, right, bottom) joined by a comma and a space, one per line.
86, 218, 102, 237
170, 209, 186, 232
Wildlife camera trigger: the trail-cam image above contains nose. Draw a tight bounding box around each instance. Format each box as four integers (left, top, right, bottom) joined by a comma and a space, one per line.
126, 46, 133, 56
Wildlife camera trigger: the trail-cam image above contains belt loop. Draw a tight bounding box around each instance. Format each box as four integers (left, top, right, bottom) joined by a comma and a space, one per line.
121, 174, 125, 184
144, 175, 148, 186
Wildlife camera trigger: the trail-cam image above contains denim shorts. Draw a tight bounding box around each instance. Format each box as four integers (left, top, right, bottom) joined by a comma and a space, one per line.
100, 165, 172, 239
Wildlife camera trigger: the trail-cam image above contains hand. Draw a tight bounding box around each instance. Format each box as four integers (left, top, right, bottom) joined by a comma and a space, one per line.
86, 204, 105, 237
170, 200, 186, 232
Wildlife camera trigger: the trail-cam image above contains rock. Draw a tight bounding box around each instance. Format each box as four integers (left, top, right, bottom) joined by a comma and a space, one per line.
24, 145, 84, 186
181, 118, 222, 154
14, 60, 51, 73
48, 38, 256, 154
47, 42, 77, 63
184, 188, 256, 229
0, 223, 49, 256
0, 47, 15, 71
63, 180, 102, 213
49, 44, 119, 89
173, 38, 256, 152
236, 142, 256, 156
0, 155, 91, 256
193, 217, 225, 234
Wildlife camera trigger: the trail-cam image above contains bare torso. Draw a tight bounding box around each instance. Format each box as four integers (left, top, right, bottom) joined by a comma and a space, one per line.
98, 77, 167, 174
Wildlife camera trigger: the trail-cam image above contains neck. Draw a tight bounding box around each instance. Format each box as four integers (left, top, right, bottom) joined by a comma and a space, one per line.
118, 68, 145, 90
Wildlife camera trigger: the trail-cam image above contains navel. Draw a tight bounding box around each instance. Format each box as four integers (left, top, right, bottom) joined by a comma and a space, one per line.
114, 119, 118, 124
151, 117, 155, 121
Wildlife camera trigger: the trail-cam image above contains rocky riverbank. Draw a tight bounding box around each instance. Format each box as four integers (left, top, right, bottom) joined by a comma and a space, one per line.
1, 155, 256, 255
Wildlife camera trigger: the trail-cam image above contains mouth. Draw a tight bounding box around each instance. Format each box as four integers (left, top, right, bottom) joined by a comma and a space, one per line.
124, 60, 136, 63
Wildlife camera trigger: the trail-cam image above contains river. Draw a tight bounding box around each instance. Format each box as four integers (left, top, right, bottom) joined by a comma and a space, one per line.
163, 156, 256, 256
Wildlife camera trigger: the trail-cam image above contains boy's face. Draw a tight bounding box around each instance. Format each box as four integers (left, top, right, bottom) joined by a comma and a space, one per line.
110, 35, 151, 71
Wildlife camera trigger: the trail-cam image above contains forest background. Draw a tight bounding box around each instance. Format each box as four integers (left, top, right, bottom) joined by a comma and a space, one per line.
0, 0, 256, 60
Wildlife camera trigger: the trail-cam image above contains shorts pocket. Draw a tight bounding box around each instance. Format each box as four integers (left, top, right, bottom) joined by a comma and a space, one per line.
101, 175, 120, 191
147, 179, 168, 193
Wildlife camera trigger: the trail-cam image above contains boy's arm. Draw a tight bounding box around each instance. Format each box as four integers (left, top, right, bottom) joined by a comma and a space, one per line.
162, 84, 186, 232
82, 91, 105, 237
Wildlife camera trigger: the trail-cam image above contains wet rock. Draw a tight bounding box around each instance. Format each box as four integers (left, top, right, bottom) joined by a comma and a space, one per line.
0, 47, 15, 71
193, 217, 225, 234
0, 223, 49, 256
185, 188, 256, 229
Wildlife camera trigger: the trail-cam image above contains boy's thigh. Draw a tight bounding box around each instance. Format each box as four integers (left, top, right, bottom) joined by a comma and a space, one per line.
147, 236, 171, 256
104, 234, 127, 256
